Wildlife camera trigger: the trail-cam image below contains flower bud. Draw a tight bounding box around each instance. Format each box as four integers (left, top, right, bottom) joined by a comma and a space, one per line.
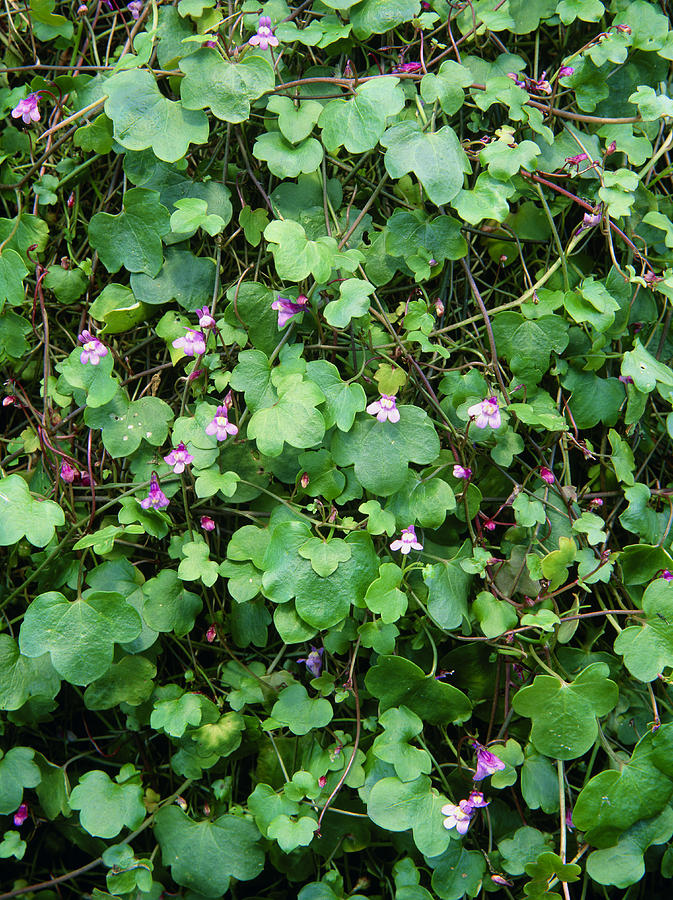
300, 472, 310, 489
206, 624, 217, 643
200, 515, 216, 531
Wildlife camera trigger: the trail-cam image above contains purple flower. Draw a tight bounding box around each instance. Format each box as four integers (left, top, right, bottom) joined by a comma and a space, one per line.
565, 808, 574, 831
390, 526, 423, 555
163, 442, 194, 474
507, 72, 525, 87
661, 570, 673, 582
540, 467, 554, 484
248, 15, 278, 50
467, 396, 501, 430
204, 39, 217, 48
11, 93, 41, 125
453, 465, 472, 480
13, 804, 28, 827
394, 61, 422, 73
441, 799, 478, 834
366, 394, 400, 423
206, 624, 217, 642
196, 306, 215, 328
271, 294, 307, 328
558, 66, 574, 77
467, 790, 489, 808
566, 152, 588, 167
126, 0, 142, 17
298, 646, 324, 678
580, 209, 602, 231
531, 71, 551, 94
619, 375, 634, 385
172, 329, 206, 357
78, 330, 108, 366
201, 515, 216, 532
473, 742, 506, 781
205, 405, 238, 442
140, 473, 169, 510
60, 462, 78, 484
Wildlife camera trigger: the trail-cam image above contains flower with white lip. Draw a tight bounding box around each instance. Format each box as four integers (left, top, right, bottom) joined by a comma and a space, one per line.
467, 396, 501, 430
390, 526, 423, 555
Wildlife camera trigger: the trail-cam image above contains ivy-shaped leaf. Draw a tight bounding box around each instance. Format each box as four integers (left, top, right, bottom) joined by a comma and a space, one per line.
0, 474, 65, 548
614, 579, 673, 681
88, 188, 171, 276
69, 768, 145, 839
382, 122, 470, 205
180, 50, 275, 123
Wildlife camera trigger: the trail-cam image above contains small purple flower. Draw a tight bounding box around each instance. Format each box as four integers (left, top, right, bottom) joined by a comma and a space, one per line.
453, 465, 472, 480
565, 808, 574, 831
467, 396, 501, 430
540, 466, 554, 484
163, 442, 194, 474
566, 152, 588, 167
619, 375, 634, 385
206, 624, 217, 642
196, 306, 215, 328
204, 39, 217, 48
579, 209, 602, 231
140, 473, 169, 510
11, 93, 41, 125
126, 0, 142, 18
13, 804, 28, 827
298, 646, 324, 678
473, 742, 506, 781
531, 71, 551, 94
466, 790, 489, 808
558, 66, 574, 77
271, 294, 307, 328
661, 570, 673, 583
390, 526, 423, 555
78, 330, 108, 366
205, 405, 238, 442
394, 61, 422, 73
201, 515, 216, 532
248, 15, 279, 50
366, 394, 400, 424
507, 73, 525, 87
441, 799, 476, 834
60, 462, 78, 484
172, 329, 206, 357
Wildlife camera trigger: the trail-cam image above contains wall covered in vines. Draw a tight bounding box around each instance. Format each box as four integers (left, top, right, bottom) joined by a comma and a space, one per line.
2, 0, 673, 897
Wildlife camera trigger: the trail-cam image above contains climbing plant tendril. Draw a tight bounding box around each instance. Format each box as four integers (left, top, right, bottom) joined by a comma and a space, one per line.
1, 0, 673, 897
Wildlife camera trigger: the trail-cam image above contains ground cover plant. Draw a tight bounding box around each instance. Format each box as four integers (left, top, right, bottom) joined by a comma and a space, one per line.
2, 0, 673, 897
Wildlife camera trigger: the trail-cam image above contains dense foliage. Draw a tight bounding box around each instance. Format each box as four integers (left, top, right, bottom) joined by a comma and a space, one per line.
2, 0, 673, 897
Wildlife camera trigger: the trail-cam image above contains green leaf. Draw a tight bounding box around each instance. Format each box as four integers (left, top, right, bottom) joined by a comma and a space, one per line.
154, 806, 264, 897
0, 634, 60, 711
270, 683, 333, 735
89, 284, 150, 334
324, 278, 375, 328
267, 96, 323, 143
83, 656, 156, 709
169, 198, 225, 237
69, 768, 145, 838
0, 249, 27, 307
267, 814, 318, 852
19, 590, 142, 686
473, 591, 518, 638
130, 249, 216, 313
420, 61, 473, 115
88, 187, 171, 276
0, 310, 31, 359
264, 219, 361, 282
247, 376, 326, 457
608, 428, 635, 485
331, 405, 440, 496
499, 827, 554, 876
372, 706, 431, 781
0, 474, 65, 548
366, 655, 472, 725
85, 395, 173, 458
364, 563, 408, 624
614, 579, 673, 681
423, 553, 472, 630
253, 132, 323, 178
521, 748, 559, 814
382, 123, 470, 206
56, 346, 119, 409
574, 724, 673, 847
430, 843, 487, 899
73, 113, 114, 154
586, 806, 673, 888
350, 0, 421, 38
305, 360, 366, 431
178, 539, 220, 587
0, 831, 26, 861
180, 49, 275, 123
239, 206, 269, 247
367, 775, 451, 858
512, 663, 618, 759
141, 569, 202, 636
150, 689, 205, 737
556, 0, 604, 23
298, 537, 351, 577
191, 711, 246, 759
319, 77, 405, 153
452, 172, 515, 225
0, 748, 41, 815
622, 339, 673, 392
